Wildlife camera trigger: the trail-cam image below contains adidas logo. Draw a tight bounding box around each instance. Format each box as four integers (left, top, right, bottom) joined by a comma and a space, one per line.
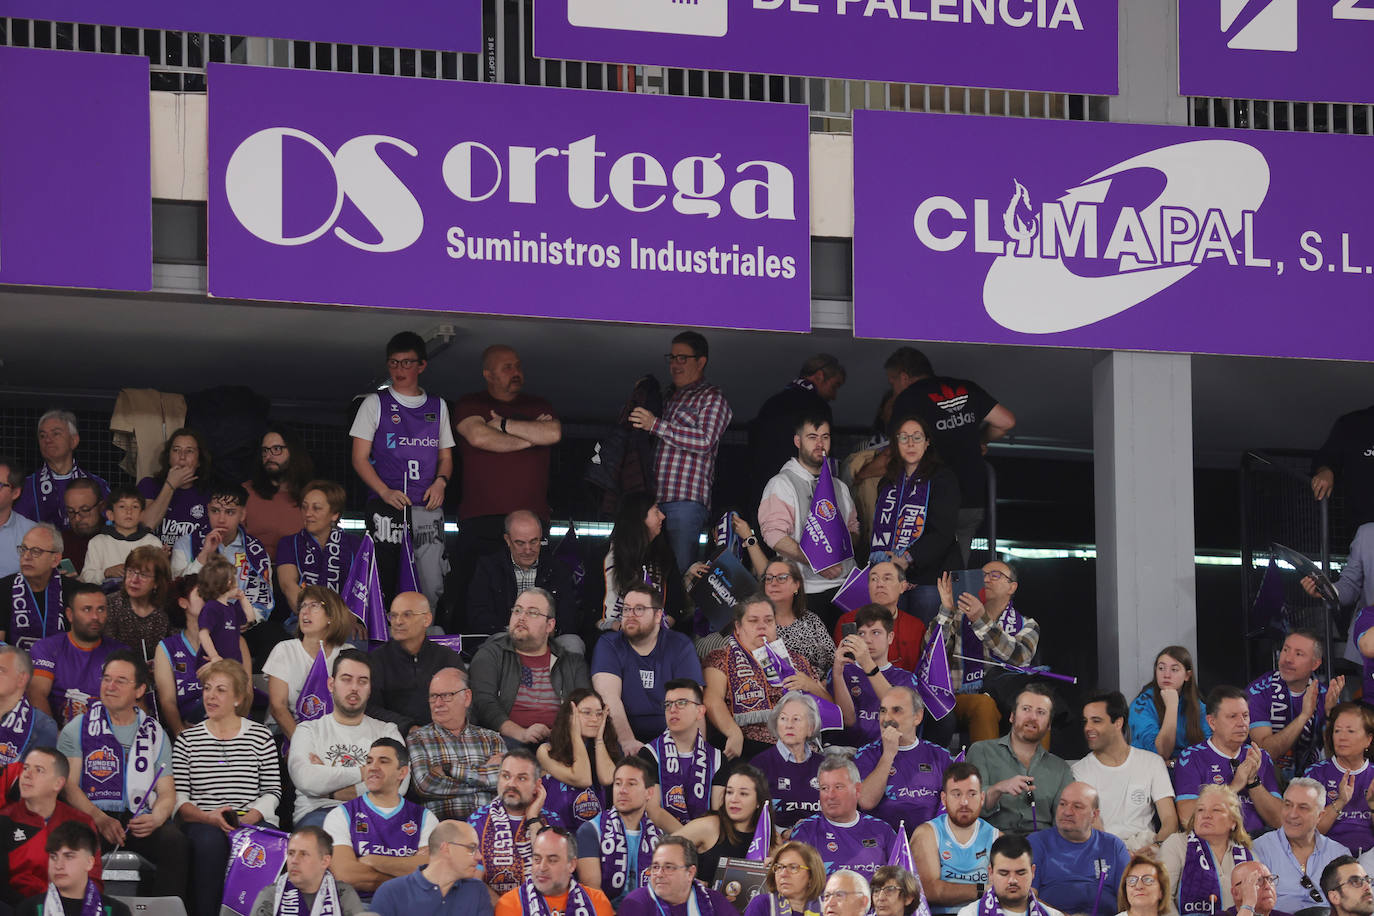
929, 384, 969, 413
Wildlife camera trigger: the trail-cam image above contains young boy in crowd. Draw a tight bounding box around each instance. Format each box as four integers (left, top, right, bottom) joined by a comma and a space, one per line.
78, 487, 161, 585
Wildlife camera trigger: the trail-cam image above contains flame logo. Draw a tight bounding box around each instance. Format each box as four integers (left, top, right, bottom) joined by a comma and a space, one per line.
1003, 179, 1040, 246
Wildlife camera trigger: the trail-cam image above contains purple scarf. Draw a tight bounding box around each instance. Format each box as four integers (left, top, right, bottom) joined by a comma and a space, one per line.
724, 636, 774, 720
293, 528, 349, 592
78, 700, 164, 808
870, 473, 932, 555
45, 879, 103, 916
599, 810, 660, 894
959, 600, 1026, 691
519, 877, 597, 916
1177, 833, 1251, 914
1255, 671, 1321, 773
28, 462, 99, 528
8, 571, 64, 650
977, 883, 1052, 916
477, 801, 537, 895
274, 871, 340, 916
652, 730, 716, 823
0, 695, 37, 765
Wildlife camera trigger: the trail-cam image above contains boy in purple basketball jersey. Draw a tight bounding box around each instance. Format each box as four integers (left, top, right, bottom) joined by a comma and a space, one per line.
350, 332, 454, 609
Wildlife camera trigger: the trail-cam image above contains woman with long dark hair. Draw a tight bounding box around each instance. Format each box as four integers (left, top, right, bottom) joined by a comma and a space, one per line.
137, 427, 212, 548
537, 688, 624, 828
602, 492, 687, 630
1129, 645, 1210, 761
674, 765, 774, 885
869, 413, 961, 620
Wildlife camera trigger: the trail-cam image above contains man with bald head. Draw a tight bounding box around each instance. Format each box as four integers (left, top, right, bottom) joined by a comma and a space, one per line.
1221, 861, 1287, 916
408, 667, 505, 821
365, 819, 493, 916
1026, 781, 1129, 916
368, 592, 464, 734
467, 510, 580, 644
856, 685, 951, 830
451, 346, 562, 626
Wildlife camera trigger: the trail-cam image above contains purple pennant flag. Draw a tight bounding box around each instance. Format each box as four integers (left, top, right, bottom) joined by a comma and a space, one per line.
397, 511, 420, 595
888, 821, 915, 872
344, 534, 388, 642
831, 564, 872, 614
757, 640, 844, 730
221, 825, 289, 916
428, 634, 463, 653
1249, 557, 1286, 635
294, 648, 333, 725
713, 512, 743, 561
801, 458, 853, 574
952, 746, 966, 763
552, 522, 586, 588
915, 626, 957, 720
746, 800, 772, 861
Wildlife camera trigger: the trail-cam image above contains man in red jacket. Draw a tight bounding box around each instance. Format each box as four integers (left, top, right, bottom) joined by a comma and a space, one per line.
0, 747, 100, 905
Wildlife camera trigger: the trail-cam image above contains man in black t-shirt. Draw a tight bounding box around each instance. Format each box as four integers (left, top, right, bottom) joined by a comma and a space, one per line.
883, 347, 1015, 564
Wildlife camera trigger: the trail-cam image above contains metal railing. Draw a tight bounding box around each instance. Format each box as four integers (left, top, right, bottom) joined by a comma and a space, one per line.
1, 5, 1109, 130
1189, 95, 1374, 136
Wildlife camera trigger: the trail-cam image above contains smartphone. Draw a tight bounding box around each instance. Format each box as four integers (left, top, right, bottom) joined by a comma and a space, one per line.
58, 558, 77, 576
840, 622, 857, 660
952, 568, 985, 604
223, 809, 241, 828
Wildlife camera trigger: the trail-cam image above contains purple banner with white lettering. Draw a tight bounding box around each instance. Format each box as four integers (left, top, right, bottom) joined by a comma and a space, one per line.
0, 47, 150, 291
534, 0, 1115, 95
0, 0, 479, 53
208, 64, 810, 331
853, 110, 1374, 361
1179, 1, 1374, 105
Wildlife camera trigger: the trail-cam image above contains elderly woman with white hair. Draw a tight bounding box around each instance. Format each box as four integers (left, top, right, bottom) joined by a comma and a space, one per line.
749, 690, 825, 831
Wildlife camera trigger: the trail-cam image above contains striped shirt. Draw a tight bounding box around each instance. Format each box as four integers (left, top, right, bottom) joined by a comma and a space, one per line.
652, 380, 733, 505
172, 717, 282, 824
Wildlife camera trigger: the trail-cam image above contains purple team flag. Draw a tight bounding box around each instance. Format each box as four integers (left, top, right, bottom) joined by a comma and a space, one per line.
397, 512, 420, 595
344, 534, 388, 642
428, 634, 463, 653
888, 821, 915, 871
801, 459, 853, 574
747, 801, 773, 861
915, 627, 957, 719
294, 649, 333, 725
714, 513, 743, 561
756, 640, 845, 731
221, 825, 289, 916
553, 523, 587, 588
832, 564, 872, 614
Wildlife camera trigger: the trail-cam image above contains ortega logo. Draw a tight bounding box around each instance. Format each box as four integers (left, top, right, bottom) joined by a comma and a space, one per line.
815, 498, 837, 521
85, 748, 120, 783
914, 140, 1271, 333
241, 843, 268, 868
224, 128, 797, 254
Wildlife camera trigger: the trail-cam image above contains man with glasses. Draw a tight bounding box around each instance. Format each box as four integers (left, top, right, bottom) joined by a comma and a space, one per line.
368, 820, 493, 916
1221, 861, 1284, 916
0, 459, 36, 579
409, 667, 505, 822
15, 410, 109, 531
1, 525, 66, 650
617, 835, 734, 916
627, 330, 733, 573
1253, 777, 1351, 913
591, 586, 702, 753
746, 354, 847, 522
469, 588, 590, 747
493, 827, 613, 916
60, 481, 104, 580
469, 748, 563, 904
638, 679, 725, 828
468, 510, 581, 646
451, 345, 561, 621
28, 584, 126, 725
246, 425, 316, 562
56, 650, 184, 898
367, 592, 463, 735
351, 331, 455, 608
0, 647, 58, 767
1322, 857, 1374, 916
821, 869, 873, 916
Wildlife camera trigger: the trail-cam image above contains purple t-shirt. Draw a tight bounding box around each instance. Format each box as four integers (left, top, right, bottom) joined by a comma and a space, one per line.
1356, 606, 1374, 708
618, 886, 737, 916
1305, 758, 1374, 854
750, 745, 822, 830
789, 812, 895, 878
136, 477, 208, 548
827, 662, 917, 746
1173, 740, 1282, 837
198, 599, 244, 663
854, 739, 952, 831
1246, 670, 1327, 777
30, 634, 129, 725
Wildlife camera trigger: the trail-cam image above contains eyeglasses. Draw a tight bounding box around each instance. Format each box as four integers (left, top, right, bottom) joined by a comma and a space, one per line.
1338, 875, 1373, 890
429, 689, 469, 704
761, 574, 793, 584
299, 600, 326, 612
623, 604, 658, 617
664, 353, 700, 364
260, 445, 287, 456
820, 891, 862, 903
101, 675, 136, 688
16, 545, 59, 558
984, 570, 1014, 582
387, 358, 421, 369
872, 887, 902, 898
1125, 876, 1158, 888
64, 504, 98, 517
578, 708, 606, 718
775, 863, 811, 875
387, 610, 426, 622
125, 569, 154, 581
663, 698, 702, 711
650, 863, 686, 874
511, 606, 552, 620
895, 433, 927, 445
446, 840, 479, 854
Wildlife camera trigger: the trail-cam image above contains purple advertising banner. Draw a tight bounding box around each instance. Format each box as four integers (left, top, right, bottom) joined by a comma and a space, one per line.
853, 110, 1374, 361
208, 64, 810, 331
534, 0, 1116, 95
0, 47, 150, 291
1179, 1, 1374, 105
0, 0, 479, 53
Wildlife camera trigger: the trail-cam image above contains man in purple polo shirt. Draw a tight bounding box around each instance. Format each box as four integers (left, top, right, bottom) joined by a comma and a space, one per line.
856, 685, 951, 831
27, 584, 127, 726
1174, 685, 1284, 838
350, 331, 454, 608
14, 410, 109, 531
791, 755, 897, 879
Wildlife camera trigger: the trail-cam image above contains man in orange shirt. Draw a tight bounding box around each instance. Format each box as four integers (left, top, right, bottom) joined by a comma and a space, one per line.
494, 827, 612, 916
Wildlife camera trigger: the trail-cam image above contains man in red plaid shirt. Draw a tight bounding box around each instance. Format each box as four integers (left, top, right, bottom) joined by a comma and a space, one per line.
628, 331, 733, 574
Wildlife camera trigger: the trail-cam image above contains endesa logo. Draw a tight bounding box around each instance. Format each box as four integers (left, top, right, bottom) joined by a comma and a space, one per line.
911, 140, 1272, 332
223, 127, 797, 254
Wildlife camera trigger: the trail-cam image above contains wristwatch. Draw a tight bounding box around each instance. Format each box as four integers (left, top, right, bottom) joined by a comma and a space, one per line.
743, 535, 758, 548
